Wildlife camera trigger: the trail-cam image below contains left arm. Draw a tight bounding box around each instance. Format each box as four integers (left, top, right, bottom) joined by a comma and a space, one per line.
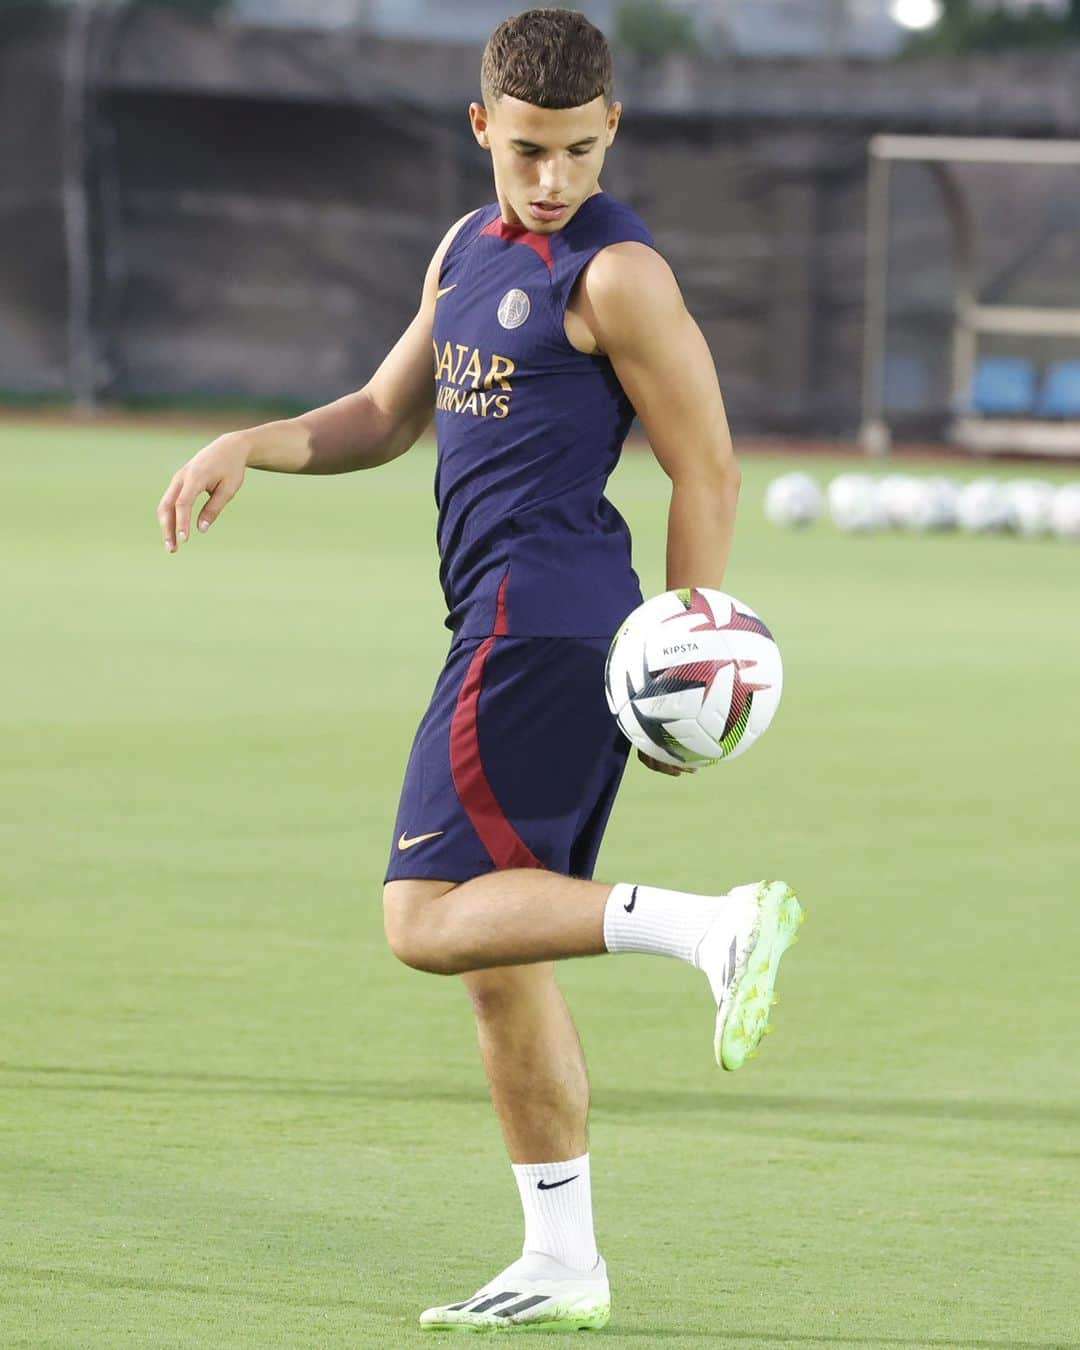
576, 242, 741, 591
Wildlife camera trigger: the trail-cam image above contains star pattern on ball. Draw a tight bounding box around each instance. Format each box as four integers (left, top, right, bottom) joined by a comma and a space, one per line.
663, 587, 774, 641
653, 589, 774, 706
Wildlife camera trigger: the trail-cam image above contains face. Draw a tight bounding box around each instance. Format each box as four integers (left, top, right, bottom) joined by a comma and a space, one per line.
469, 93, 621, 233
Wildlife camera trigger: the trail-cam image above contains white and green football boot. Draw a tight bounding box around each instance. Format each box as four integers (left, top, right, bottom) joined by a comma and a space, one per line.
419, 1252, 610, 1333
698, 879, 804, 1071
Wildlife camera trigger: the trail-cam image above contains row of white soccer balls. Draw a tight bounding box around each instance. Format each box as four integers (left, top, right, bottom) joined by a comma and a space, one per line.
765, 471, 1080, 538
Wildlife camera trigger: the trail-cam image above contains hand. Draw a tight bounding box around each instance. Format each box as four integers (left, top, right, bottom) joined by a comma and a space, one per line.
157, 434, 249, 552
637, 749, 697, 777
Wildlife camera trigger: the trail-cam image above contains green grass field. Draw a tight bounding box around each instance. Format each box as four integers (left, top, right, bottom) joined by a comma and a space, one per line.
2, 421, 1078, 1349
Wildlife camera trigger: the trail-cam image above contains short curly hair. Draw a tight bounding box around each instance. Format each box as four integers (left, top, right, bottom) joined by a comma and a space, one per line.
481, 9, 614, 110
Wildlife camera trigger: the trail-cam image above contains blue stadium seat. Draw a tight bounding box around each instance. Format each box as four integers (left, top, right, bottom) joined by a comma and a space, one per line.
969, 357, 1037, 416
1036, 360, 1080, 418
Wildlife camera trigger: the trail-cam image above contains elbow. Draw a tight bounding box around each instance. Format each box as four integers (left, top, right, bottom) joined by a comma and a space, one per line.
708, 451, 741, 502
674, 456, 740, 502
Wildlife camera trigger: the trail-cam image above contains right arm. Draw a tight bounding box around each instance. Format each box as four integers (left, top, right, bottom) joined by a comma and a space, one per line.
157, 213, 472, 552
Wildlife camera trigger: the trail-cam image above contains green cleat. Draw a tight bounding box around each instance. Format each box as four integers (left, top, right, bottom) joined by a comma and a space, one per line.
698, 880, 804, 1071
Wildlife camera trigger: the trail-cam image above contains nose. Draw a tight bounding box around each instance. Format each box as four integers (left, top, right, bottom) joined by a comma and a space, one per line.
538, 158, 566, 200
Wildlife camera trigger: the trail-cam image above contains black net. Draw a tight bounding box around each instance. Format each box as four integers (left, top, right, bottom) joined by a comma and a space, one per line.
0, 9, 69, 396
7, 6, 1079, 435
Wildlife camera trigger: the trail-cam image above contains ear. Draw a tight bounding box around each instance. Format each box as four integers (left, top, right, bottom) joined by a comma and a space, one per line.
605, 101, 622, 148
469, 101, 491, 149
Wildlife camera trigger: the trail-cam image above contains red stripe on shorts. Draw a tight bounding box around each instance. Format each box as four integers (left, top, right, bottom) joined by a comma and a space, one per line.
449, 574, 542, 871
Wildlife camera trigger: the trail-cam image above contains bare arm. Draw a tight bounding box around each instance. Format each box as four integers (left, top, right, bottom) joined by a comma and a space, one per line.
577, 242, 740, 776
576, 242, 741, 591
156, 212, 474, 551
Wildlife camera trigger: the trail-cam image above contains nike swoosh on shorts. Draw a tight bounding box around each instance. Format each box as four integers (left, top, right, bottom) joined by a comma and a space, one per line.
398, 830, 445, 851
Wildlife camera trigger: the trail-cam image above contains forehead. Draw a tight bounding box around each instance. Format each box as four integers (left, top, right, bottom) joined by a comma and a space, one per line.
488, 94, 609, 143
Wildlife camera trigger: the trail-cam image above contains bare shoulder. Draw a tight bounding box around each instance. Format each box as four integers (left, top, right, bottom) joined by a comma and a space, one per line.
576, 242, 685, 354
422, 209, 482, 298
435, 209, 482, 264
584, 242, 681, 306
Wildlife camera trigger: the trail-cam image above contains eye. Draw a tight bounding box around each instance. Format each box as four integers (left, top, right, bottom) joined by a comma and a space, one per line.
517, 148, 540, 158
570, 148, 590, 157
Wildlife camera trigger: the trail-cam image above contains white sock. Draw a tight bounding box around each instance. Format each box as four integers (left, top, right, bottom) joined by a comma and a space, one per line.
511, 1152, 598, 1272
603, 882, 722, 969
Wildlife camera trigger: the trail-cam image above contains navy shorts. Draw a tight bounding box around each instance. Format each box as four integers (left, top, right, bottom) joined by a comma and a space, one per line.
385, 633, 630, 883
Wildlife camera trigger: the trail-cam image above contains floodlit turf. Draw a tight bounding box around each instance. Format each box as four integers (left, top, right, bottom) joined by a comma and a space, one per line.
1, 421, 1079, 1349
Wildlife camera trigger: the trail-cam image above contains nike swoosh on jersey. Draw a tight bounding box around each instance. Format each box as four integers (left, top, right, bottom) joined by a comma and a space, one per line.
398, 830, 445, 851
436, 284, 458, 299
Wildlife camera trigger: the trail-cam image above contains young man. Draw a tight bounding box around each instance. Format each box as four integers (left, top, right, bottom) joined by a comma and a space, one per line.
157, 9, 803, 1334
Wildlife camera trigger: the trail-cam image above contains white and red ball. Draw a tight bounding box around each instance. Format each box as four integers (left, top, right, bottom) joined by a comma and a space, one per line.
604, 588, 784, 768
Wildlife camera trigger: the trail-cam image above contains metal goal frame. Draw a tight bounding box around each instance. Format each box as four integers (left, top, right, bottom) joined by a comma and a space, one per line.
860, 133, 1080, 457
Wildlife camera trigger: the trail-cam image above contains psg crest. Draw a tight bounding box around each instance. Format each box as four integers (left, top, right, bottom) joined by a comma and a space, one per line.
497, 289, 531, 329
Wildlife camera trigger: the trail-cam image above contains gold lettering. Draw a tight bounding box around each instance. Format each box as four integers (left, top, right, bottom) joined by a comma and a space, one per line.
460, 391, 480, 417
492, 394, 511, 419
462, 349, 484, 390
434, 341, 455, 382
484, 354, 516, 392
452, 344, 471, 384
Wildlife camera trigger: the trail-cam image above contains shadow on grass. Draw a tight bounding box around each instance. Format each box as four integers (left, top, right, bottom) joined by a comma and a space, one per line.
3, 1063, 1078, 1130
611, 1333, 1073, 1349
7, 1263, 1071, 1348
0, 1260, 364, 1308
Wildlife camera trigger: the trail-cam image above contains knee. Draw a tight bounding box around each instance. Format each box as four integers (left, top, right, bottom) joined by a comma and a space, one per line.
382, 880, 455, 973
463, 963, 556, 1022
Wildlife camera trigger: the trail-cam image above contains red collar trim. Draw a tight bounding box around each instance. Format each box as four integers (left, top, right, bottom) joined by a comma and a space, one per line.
480, 216, 555, 271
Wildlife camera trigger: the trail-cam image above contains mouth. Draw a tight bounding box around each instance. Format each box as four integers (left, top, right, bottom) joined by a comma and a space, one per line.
528, 200, 569, 223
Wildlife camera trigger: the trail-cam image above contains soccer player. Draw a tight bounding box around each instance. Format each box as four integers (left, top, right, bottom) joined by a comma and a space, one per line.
157, 9, 803, 1333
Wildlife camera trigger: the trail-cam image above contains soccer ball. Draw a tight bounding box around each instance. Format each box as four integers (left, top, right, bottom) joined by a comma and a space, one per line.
604, 588, 784, 769
1004, 479, 1056, 537
901, 476, 958, 532
956, 478, 1009, 533
1050, 484, 1080, 539
764, 472, 823, 528
827, 473, 884, 533
925, 477, 961, 531
876, 474, 955, 532
877, 474, 920, 528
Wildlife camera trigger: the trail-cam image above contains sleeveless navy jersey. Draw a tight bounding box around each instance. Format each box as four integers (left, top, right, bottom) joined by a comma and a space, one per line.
432, 192, 654, 639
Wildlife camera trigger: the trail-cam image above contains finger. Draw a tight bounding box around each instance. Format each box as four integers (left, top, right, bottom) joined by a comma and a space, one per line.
197, 478, 237, 533
638, 751, 677, 776
638, 750, 695, 777
157, 474, 183, 552
173, 486, 201, 546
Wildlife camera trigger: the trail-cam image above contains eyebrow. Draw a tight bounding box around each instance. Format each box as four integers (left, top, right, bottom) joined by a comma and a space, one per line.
510, 136, 599, 151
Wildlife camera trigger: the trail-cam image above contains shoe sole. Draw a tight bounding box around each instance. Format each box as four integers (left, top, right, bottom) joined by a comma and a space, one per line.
716, 880, 804, 1071
420, 1304, 609, 1334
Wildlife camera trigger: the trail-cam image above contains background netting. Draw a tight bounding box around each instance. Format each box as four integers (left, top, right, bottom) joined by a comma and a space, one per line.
879, 157, 1080, 427
5, 6, 1080, 434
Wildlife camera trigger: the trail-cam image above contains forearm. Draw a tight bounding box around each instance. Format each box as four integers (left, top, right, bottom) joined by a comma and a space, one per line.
237, 388, 421, 476
665, 469, 741, 591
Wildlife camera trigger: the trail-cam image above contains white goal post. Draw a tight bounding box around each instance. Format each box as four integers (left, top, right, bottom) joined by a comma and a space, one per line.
859, 133, 1080, 457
